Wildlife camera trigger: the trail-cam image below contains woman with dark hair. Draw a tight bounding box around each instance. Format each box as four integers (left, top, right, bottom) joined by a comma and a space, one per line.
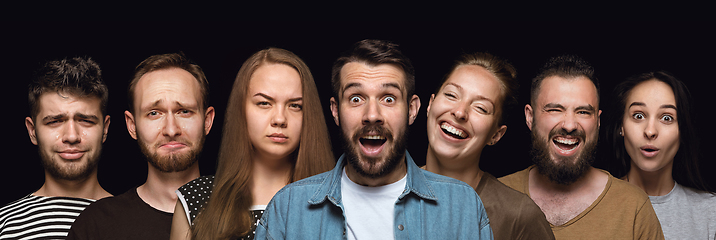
169, 48, 335, 240
608, 71, 715, 239
422, 52, 554, 240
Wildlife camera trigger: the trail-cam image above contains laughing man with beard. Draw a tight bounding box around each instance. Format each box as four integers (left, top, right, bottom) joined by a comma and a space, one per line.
498, 55, 664, 239
66, 53, 215, 240
255, 39, 493, 240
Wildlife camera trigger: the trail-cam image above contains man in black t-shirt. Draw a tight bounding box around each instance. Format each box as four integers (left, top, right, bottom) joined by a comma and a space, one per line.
67, 53, 215, 240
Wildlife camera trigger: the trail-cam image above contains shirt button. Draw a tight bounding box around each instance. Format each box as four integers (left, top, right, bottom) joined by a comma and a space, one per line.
398, 224, 404, 231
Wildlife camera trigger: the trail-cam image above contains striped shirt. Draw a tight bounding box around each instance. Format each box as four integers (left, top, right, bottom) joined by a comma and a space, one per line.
0, 195, 94, 240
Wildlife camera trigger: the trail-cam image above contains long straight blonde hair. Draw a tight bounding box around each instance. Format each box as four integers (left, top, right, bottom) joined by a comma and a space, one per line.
191, 48, 335, 239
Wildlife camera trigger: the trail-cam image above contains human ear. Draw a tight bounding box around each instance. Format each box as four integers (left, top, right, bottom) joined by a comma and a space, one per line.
524, 104, 534, 131
488, 125, 507, 146
102, 115, 111, 143
408, 95, 421, 125
203, 106, 216, 135
25, 117, 38, 145
124, 110, 138, 140
330, 97, 340, 126
426, 94, 435, 117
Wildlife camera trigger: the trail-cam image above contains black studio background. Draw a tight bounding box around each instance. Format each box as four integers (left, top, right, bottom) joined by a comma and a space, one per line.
3, 21, 715, 205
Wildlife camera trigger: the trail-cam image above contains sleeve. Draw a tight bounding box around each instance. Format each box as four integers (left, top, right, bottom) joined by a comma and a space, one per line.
634, 198, 665, 240
513, 199, 555, 240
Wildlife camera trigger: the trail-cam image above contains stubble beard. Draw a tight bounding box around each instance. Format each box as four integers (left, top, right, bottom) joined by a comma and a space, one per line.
530, 123, 597, 185
138, 134, 204, 173
39, 145, 99, 181
342, 124, 409, 179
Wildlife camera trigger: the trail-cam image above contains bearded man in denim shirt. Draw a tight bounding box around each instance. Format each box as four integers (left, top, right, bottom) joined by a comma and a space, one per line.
255, 39, 493, 240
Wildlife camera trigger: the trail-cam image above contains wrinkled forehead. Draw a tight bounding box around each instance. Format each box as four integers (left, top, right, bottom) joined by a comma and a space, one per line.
536, 76, 599, 108
133, 68, 203, 111
339, 62, 407, 95
35, 91, 103, 119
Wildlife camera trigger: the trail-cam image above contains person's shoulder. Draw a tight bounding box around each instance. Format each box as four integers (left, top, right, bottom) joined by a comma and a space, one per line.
607, 173, 650, 200
482, 174, 545, 215
289, 171, 331, 187
81, 188, 137, 213
482, 174, 533, 202
274, 171, 331, 196
0, 195, 39, 220
680, 184, 716, 205
497, 167, 531, 192
1, 195, 94, 217
1, 194, 37, 210
419, 169, 479, 200
177, 175, 215, 195
420, 169, 473, 188
187, 175, 215, 185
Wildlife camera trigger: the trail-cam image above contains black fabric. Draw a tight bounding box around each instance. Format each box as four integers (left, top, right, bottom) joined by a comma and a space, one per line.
66, 188, 172, 240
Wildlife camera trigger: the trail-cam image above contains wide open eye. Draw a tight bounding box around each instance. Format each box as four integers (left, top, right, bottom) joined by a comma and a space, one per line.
349, 96, 363, 104
632, 112, 645, 120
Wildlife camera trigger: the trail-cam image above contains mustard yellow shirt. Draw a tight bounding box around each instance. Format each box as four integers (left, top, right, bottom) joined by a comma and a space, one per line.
499, 166, 664, 240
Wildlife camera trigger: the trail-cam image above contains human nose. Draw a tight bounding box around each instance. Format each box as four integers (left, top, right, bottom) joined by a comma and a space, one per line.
62, 121, 81, 144
162, 114, 182, 137
451, 100, 469, 122
561, 112, 578, 133
644, 118, 658, 140
362, 99, 384, 125
271, 107, 287, 128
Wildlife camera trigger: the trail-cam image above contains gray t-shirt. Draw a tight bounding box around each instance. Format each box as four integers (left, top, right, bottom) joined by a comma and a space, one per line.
649, 182, 716, 240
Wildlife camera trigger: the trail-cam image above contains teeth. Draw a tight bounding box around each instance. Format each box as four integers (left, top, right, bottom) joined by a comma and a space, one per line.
441, 122, 467, 138
362, 135, 385, 140
554, 138, 577, 145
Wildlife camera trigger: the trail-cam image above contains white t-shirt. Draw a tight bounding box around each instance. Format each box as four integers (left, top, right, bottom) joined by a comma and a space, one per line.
341, 168, 407, 240
649, 182, 716, 240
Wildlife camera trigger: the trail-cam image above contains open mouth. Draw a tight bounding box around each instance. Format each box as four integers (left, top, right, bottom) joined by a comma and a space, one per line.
359, 135, 387, 156
640, 146, 660, 157
360, 135, 387, 147
553, 137, 579, 151
641, 147, 658, 152
441, 122, 467, 139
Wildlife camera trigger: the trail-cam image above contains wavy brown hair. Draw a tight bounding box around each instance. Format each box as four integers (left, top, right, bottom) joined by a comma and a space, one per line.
191, 48, 335, 239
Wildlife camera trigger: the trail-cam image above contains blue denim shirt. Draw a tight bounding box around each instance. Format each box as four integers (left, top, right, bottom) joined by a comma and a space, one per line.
255, 151, 493, 239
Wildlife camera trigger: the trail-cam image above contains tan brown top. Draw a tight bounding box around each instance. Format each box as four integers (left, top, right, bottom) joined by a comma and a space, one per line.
499, 166, 664, 240
476, 172, 555, 240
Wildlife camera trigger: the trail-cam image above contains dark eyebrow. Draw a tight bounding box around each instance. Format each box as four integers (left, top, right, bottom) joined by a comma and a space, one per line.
382, 82, 402, 91
343, 82, 403, 92
254, 93, 274, 101
41, 113, 100, 123
42, 114, 67, 122
628, 102, 676, 111
75, 113, 101, 122
628, 102, 646, 108
660, 104, 677, 110
342, 82, 362, 95
543, 103, 565, 110
576, 105, 596, 112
